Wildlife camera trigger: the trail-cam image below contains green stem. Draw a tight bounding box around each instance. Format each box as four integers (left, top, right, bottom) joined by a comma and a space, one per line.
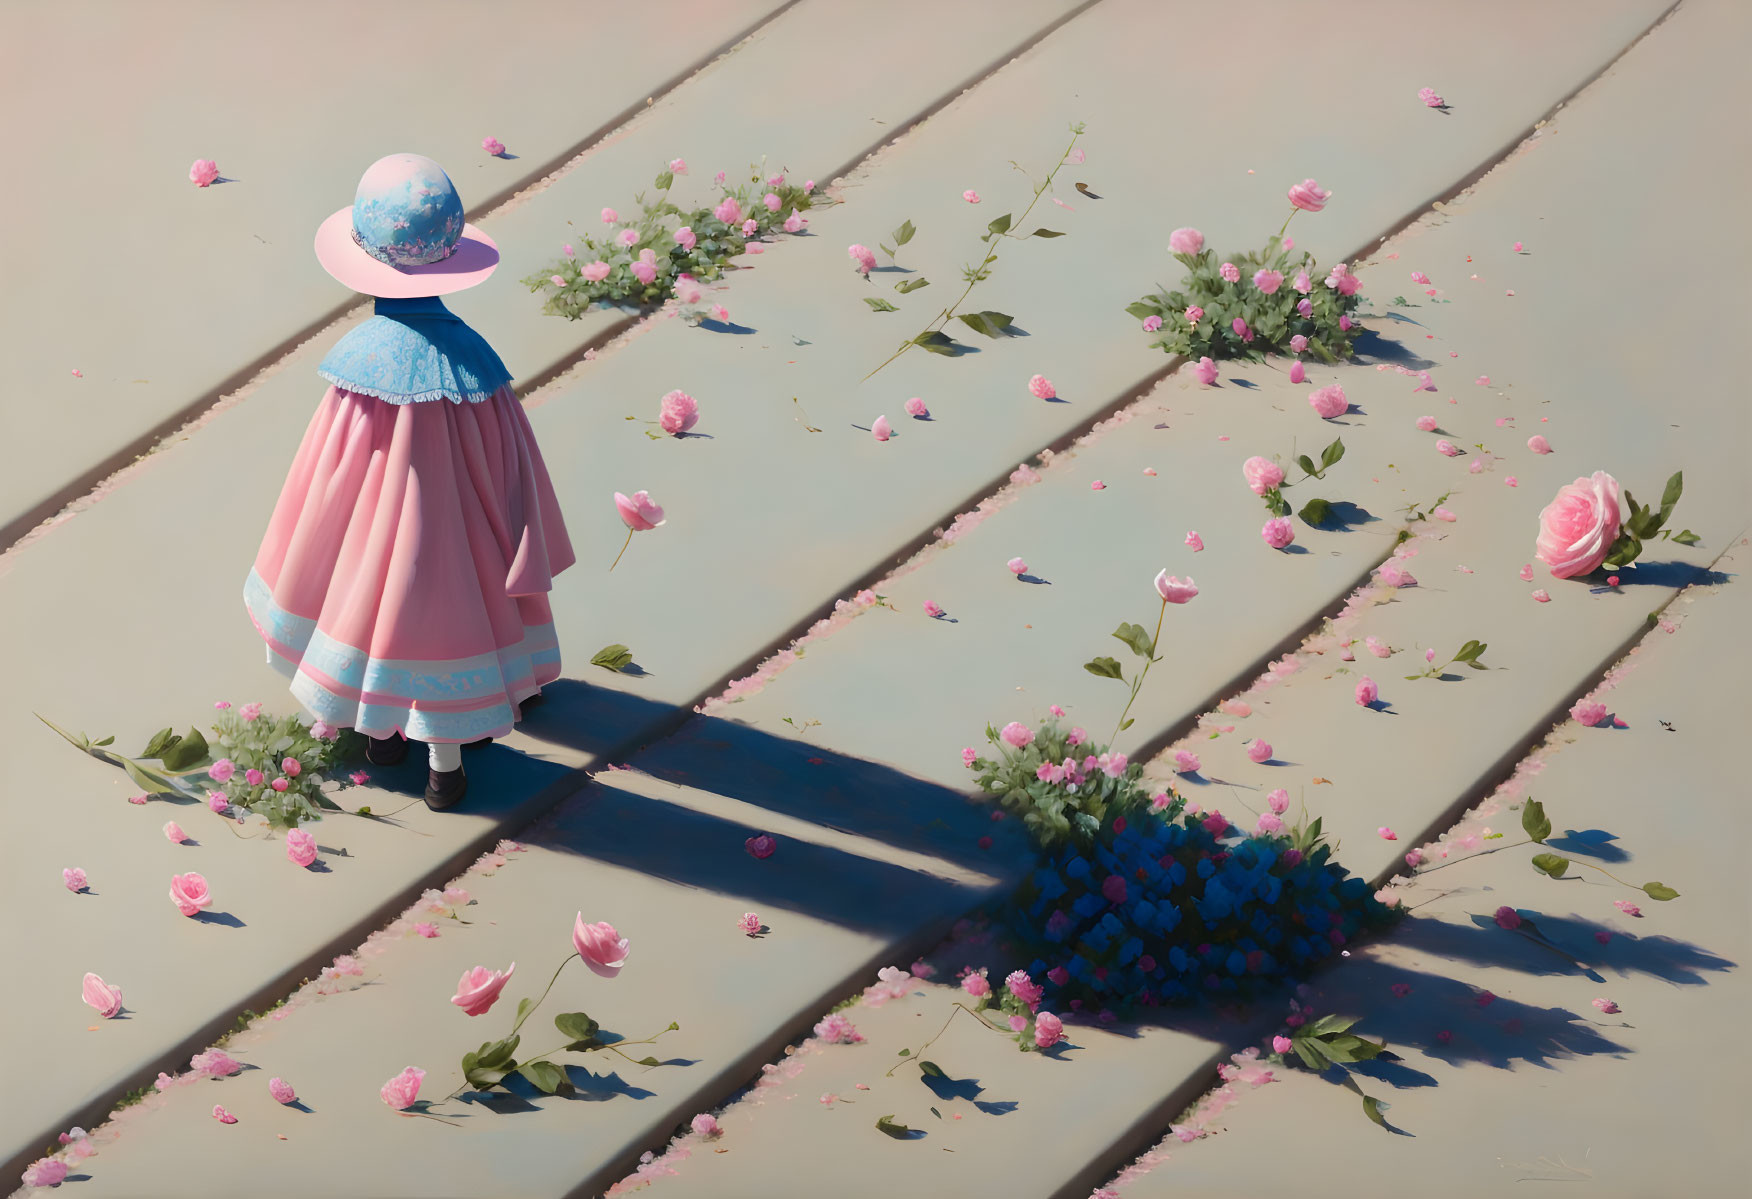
1276, 207, 1300, 239
513, 953, 579, 1035
609, 528, 634, 572
884, 1002, 1010, 1078
1110, 599, 1168, 747
1410, 838, 1532, 875
1566, 859, 1641, 889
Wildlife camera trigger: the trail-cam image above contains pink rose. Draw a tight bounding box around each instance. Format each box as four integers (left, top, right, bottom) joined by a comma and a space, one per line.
163, 821, 187, 844
1292, 271, 1312, 294
1153, 570, 1198, 604
450, 962, 516, 1016
674, 226, 698, 252
1219, 262, 1241, 283
629, 260, 657, 285
714, 198, 742, 225
1000, 721, 1034, 749
1535, 472, 1622, 578
1142, 315, 1163, 333
1243, 456, 1284, 496
573, 916, 630, 977
1261, 517, 1295, 549
1290, 335, 1310, 355
1255, 812, 1284, 835
380, 1066, 425, 1110
1168, 227, 1204, 255
169, 872, 212, 917
83, 972, 124, 1018
961, 972, 991, 998
614, 490, 666, 531
847, 243, 876, 274
1436, 439, 1460, 457
763, 192, 782, 212
581, 260, 611, 282
1308, 385, 1348, 419
1289, 362, 1305, 384
271, 777, 290, 792
1527, 434, 1553, 454
1029, 374, 1056, 400
1571, 700, 1608, 727
1033, 1011, 1064, 1049
285, 828, 318, 868
1248, 740, 1273, 763
659, 390, 699, 435
1416, 415, 1438, 432
1174, 751, 1201, 774
669, 158, 688, 175
1267, 789, 1289, 814
1494, 906, 1522, 930
281, 756, 301, 777
1272, 1035, 1293, 1054
63, 866, 88, 892
245, 768, 264, 786
1356, 676, 1379, 706
1287, 179, 1331, 211
189, 158, 220, 187
208, 758, 236, 784
1184, 305, 1205, 325
1007, 557, 1028, 576
269, 1076, 297, 1104
692, 1113, 722, 1137
22, 1159, 69, 1188
482, 136, 505, 156
1252, 269, 1284, 294
872, 415, 893, 442
738, 912, 761, 937
783, 210, 804, 233
1194, 357, 1219, 386
240, 702, 263, 722
903, 396, 929, 418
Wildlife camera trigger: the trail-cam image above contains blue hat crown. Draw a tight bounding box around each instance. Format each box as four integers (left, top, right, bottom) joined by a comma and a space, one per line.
349, 154, 465, 268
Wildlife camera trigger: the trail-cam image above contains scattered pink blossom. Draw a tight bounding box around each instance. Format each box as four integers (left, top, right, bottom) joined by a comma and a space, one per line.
189, 158, 220, 187
1185, 531, 1204, 551
169, 872, 212, 917
1142, 314, 1163, 333
1532, 589, 1552, 603
1034, 1011, 1065, 1049
415, 922, 439, 938
963, 189, 981, 203
1288, 361, 1305, 384
1494, 906, 1522, 930
1090, 479, 1105, 490
848, 244, 876, 274
1615, 900, 1642, 917
380, 1066, 425, 1110
285, 828, 318, 868
1028, 374, 1057, 400
63, 866, 88, 893
192, 1049, 241, 1078
691, 1114, 722, 1137
1194, 356, 1219, 386
82, 972, 123, 1018
1261, 517, 1295, 549
1174, 751, 1201, 774
814, 1012, 864, 1044
1185, 304, 1205, 325
1255, 812, 1284, 835
1308, 384, 1348, 419
1356, 676, 1378, 707
1248, 740, 1273, 764
1272, 1035, 1293, 1054
1436, 439, 1460, 457
710, 304, 729, 322
1007, 557, 1028, 576
871, 415, 892, 442
737, 912, 761, 937
268, 1077, 297, 1104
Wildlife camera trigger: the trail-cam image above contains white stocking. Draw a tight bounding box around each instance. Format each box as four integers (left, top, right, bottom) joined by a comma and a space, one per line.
428, 741, 461, 773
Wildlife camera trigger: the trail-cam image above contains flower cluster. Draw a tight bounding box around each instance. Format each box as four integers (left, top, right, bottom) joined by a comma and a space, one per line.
524, 161, 820, 320
965, 716, 1157, 850
201, 705, 359, 828
1000, 807, 1399, 1015
1243, 437, 1348, 538
1127, 181, 1363, 364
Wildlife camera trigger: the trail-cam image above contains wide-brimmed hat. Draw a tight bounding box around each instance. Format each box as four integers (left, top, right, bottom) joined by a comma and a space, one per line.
314, 153, 499, 297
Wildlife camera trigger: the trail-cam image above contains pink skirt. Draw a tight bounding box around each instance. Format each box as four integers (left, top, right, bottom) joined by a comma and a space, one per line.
244, 384, 575, 743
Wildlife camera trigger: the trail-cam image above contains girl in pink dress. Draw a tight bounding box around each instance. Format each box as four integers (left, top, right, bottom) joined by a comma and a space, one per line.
245, 153, 574, 810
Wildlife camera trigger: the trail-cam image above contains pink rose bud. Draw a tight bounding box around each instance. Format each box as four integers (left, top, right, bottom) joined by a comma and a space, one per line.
1185, 305, 1205, 324
1261, 517, 1295, 549
1028, 374, 1057, 400
1266, 789, 1289, 814
1378, 827, 1398, 841
268, 1077, 297, 1104
1220, 262, 1241, 283
1007, 557, 1028, 576
271, 777, 290, 792
282, 757, 301, 777
450, 963, 517, 1017
904, 397, 928, 418
285, 828, 318, 868
1493, 906, 1522, 930
1248, 741, 1273, 764
1194, 357, 1219, 386
871, 415, 892, 442
1436, 440, 1460, 457
245, 768, 264, 786
963, 189, 981, 203
1286, 178, 1331, 212
1308, 385, 1348, 419
1356, 676, 1378, 706
738, 912, 761, 937
163, 821, 187, 844
923, 600, 944, 617
601, 207, 619, 224
1272, 1035, 1293, 1054
1142, 315, 1163, 333
1527, 434, 1552, 454
189, 159, 220, 187
83, 972, 124, 1018
1289, 361, 1305, 384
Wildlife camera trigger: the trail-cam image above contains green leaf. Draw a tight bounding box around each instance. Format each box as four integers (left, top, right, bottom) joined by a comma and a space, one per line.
92, 734, 115, 747
1112, 622, 1155, 659
553, 1012, 600, 1044
465, 1063, 515, 1090
1454, 639, 1483, 663
1641, 882, 1680, 901
475, 1035, 521, 1069
1306, 1014, 1358, 1038
590, 644, 634, 672
1083, 657, 1126, 681
956, 310, 1014, 338
1125, 300, 1162, 322
918, 1060, 946, 1078
1657, 470, 1683, 526
1521, 798, 1551, 844
879, 243, 895, 258
1291, 1038, 1329, 1072
876, 1115, 913, 1139
897, 1048, 911, 1057
986, 213, 1013, 238
911, 330, 959, 356
893, 219, 916, 247
115, 753, 182, 795
516, 1060, 566, 1094
1670, 529, 1700, 546
864, 297, 900, 313
895, 277, 931, 294
1118, 718, 1134, 731
1347, 1039, 1386, 1061
140, 727, 178, 760
1320, 438, 1346, 470
1296, 454, 1318, 478
930, 1106, 943, 1119
635, 1056, 661, 1067
654, 171, 674, 191
1362, 1095, 1390, 1128
1308, 337, 1337, 364
160, 726, 210, 771
1298, 498, 1332, 528
1530, 852, 1569, 878
1029, 228, 1067, 238
513, 996, 537, 1029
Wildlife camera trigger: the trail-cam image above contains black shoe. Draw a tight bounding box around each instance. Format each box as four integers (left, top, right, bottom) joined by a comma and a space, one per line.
366, 735, 408, 766
425, 765, 468, 811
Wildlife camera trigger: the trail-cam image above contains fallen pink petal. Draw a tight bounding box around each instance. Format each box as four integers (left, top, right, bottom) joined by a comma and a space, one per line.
1592, 998, 1622, 1014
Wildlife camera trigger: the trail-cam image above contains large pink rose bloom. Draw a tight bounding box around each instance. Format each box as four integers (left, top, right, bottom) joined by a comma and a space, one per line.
450, 963, 516, 1016
573, 916, 630, 978
614, 490, 666, 531
1287, 178, 1331, 212
1535, 471, 1622, 578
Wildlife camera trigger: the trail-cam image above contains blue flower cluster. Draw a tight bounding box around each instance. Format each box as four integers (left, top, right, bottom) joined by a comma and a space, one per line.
1003, 807, 1396, 1013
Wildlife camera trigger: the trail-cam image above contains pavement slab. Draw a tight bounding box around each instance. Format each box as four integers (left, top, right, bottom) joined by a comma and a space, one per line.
0, 0, 793, 548
2, 0, 1693, 1190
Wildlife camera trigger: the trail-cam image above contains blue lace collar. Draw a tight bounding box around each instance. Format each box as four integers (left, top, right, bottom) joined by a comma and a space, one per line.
317, 295, 513, 404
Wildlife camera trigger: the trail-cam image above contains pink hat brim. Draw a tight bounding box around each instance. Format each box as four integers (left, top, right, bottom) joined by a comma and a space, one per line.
314, 207, 500, 298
